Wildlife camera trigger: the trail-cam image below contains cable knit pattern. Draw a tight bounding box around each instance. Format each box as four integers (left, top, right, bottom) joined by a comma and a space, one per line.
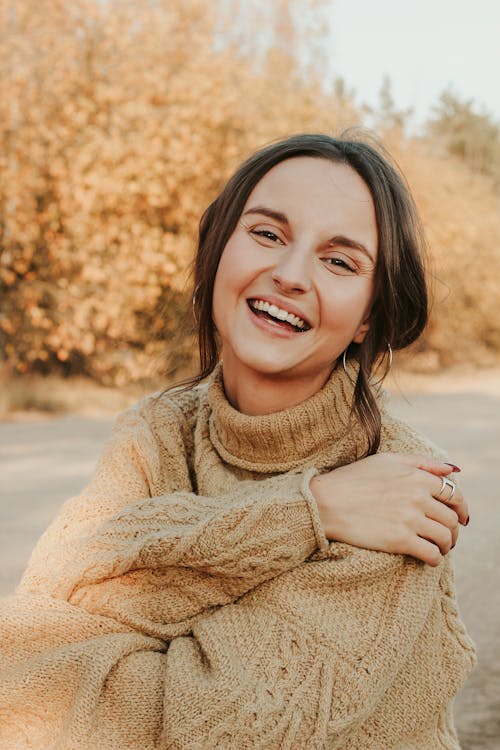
0, 362, 475, 749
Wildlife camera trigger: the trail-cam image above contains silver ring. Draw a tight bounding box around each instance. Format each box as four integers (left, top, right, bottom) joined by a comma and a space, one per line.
436, 476, 456, 504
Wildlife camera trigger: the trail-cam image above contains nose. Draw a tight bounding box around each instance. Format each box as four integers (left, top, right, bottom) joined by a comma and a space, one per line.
271, 247, 312, 294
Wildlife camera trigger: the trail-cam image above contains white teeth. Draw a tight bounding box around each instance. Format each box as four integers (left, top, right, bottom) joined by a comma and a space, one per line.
249, 299, 307, 329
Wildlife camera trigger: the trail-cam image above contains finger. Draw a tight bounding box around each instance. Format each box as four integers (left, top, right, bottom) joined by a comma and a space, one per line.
450, 486, 468, 525
417, 517, 453, 556
430, 476, 469, 525
404, 536, 443, 567
395, 453, 457, 477
423, 497, 460, 530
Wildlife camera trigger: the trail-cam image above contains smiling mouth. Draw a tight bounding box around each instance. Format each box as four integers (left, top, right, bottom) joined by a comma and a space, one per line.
247, 299, 311, 332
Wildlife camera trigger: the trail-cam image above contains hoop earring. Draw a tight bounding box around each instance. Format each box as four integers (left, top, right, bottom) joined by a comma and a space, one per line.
342, 348, 349, 374
342, 343, 393, 375
192, 284, 201, 325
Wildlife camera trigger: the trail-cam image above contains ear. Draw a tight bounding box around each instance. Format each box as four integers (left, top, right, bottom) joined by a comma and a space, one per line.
352, 318, 370, 344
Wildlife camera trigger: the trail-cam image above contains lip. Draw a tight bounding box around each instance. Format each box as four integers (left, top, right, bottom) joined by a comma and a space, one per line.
246, 294, 313, 328
246, 302, 307, 339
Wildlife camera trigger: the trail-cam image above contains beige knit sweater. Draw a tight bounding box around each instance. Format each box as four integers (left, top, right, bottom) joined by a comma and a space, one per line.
0, 363, 475, 749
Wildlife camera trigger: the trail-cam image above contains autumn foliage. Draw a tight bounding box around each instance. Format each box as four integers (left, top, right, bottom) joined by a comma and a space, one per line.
1, 0, 499, 387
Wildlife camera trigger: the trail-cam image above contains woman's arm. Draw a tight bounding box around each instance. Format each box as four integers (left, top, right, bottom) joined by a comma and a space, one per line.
17, 399, 327, 638
18, 398, 467, 639
43, 474, 328, 639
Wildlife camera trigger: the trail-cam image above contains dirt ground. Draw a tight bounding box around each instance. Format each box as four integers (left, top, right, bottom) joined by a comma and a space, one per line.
1, 369, 499, 749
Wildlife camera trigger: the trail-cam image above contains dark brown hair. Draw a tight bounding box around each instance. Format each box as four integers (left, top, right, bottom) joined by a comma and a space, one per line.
181, 133, 428, 455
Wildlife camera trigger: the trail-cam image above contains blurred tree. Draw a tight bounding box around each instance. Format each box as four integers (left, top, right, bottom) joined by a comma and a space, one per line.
364, 75, 413, 134
0, 0, 355, 385
217, 0, 333, 81
427, 90, 500, 187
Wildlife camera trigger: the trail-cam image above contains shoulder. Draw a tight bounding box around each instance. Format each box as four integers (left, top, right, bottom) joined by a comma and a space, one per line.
111, 381, 209, 450
112, 383, 207, 470
379, 404, 449, 462
126, 383, 206, 433
83, 383, 208, 497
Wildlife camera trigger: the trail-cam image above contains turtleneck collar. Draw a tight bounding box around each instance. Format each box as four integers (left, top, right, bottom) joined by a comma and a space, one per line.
206, 361, 368, 473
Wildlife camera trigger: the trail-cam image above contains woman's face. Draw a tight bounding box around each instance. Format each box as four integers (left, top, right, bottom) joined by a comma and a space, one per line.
212, 157, 378, 398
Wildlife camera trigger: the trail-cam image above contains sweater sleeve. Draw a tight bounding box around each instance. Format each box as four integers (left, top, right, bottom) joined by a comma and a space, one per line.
18, 399, 327, 639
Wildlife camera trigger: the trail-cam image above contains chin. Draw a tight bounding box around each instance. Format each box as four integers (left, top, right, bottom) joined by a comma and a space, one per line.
244, 355, 322, 381
247, 359, 295, 377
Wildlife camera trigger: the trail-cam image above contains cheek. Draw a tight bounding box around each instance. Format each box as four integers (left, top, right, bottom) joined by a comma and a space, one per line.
212, 270, 227, 333
214, 237, 264, 299
319, 280, 374, 330
321, 277, 371, 310
212, 241, 246, 328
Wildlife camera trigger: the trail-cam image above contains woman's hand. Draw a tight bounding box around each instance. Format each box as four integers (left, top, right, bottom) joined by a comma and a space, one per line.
309, 453, 469, 566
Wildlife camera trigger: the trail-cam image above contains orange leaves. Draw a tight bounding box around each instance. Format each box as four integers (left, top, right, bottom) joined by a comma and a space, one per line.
388, 136, 500, 367
1, 269, 17, 287
0, 318, 16, 335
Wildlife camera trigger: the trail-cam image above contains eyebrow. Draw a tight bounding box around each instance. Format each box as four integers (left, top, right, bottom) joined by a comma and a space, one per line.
242, 205, 375, 263
243, 206, 289, 224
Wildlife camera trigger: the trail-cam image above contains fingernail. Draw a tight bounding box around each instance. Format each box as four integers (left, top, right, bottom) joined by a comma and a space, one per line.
465, 516, 470, 526
444, 463, 461, 473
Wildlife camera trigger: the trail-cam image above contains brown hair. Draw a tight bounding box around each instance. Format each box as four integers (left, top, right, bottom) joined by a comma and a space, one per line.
177, 133, 428, 456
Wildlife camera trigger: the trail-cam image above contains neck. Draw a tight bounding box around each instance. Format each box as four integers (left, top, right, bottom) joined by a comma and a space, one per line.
206, 359, 366, 473
220, 360, 336, 416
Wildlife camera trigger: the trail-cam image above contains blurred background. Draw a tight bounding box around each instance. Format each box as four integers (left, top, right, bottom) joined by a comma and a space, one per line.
1, 0, 499, 411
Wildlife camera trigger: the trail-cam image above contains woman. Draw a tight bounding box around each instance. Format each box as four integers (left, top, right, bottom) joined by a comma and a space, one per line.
0, 133, 475, 749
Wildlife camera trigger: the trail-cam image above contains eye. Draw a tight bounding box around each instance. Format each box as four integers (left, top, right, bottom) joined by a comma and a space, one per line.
322, 255, 356, 274
250, 228, 285, 245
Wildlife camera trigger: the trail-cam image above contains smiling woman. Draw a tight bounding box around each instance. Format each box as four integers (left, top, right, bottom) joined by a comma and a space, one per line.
212, 158, 377, 415
0, 134, 475, 750
193, 135, 429, 453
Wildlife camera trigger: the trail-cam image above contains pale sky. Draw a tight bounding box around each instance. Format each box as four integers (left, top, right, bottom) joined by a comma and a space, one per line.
328, 0, 500, 130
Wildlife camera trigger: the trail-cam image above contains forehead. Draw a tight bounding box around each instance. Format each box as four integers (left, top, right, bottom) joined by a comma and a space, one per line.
244, 157, 378, 250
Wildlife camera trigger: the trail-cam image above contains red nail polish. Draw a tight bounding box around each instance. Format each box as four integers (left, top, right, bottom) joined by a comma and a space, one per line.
444, 463, 461, 473
465, 516, 470, 526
